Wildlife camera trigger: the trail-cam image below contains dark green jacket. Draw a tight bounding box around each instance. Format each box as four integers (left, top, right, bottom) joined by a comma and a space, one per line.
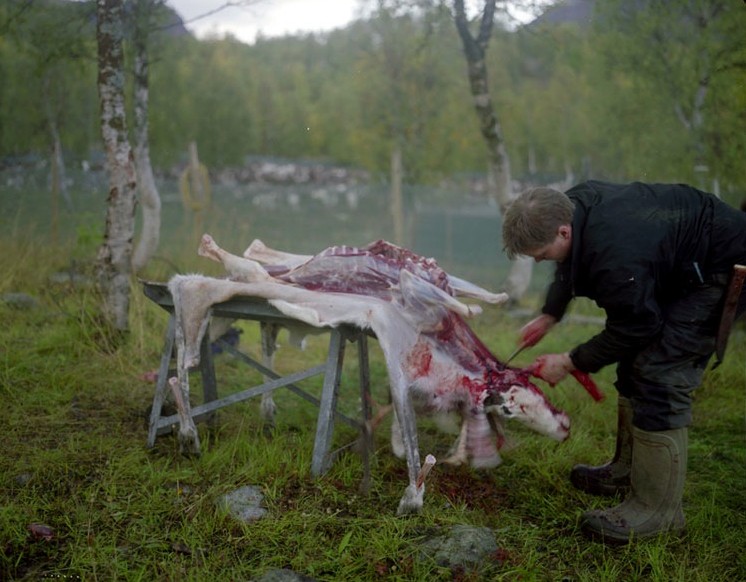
541, 180, 746, 373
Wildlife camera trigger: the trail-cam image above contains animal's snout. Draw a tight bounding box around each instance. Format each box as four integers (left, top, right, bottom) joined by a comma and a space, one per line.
556, 414, 571, 441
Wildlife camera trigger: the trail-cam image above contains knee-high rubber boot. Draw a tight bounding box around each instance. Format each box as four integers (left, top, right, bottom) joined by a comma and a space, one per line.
580, 426, 687, 544
570, 396, 632, 496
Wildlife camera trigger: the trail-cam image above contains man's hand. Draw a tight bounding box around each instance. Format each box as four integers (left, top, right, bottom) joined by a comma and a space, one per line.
531, 352, 575, 386
520, 314, 557, 347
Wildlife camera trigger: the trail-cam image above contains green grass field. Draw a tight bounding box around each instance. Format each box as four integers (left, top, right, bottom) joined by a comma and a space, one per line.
1, 202, 745, 580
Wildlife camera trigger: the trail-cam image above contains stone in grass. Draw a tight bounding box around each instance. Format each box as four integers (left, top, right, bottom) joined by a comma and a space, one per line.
217, 485, 268, 523
1, 293, 39, 310
418, 524, 499, 569
253, 569, 317, 582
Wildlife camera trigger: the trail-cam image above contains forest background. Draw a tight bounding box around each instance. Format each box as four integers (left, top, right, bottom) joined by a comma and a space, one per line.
3, 0, 745, 214
2, 0, 746, 322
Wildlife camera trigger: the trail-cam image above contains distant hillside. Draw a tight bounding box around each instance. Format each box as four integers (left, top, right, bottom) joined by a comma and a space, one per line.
154, 2, 191, 38
530, 0, 595, 27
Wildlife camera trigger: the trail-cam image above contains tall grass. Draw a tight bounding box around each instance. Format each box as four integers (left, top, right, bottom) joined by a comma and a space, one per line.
1, 227, 744, 581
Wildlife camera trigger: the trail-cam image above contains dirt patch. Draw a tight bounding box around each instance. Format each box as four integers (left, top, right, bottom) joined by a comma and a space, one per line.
385, 464, 509, 512
433, 468, 510, 512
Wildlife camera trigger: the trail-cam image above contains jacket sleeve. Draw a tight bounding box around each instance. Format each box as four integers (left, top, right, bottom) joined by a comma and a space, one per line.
569, 266, 664, 373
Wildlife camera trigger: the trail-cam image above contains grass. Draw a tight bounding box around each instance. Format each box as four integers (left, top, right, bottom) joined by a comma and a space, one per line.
1, 232, 745, 582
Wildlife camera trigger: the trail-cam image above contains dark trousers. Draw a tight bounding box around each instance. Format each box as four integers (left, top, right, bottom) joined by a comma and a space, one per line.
615, 280, 729, 431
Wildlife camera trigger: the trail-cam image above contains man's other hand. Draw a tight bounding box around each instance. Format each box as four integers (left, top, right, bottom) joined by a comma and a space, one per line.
531, 352, 575, 386
520, 314, 558, 347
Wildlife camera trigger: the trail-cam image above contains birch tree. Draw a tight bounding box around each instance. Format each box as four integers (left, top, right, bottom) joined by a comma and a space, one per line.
96, 0, 138, 331
130, 0, 162, 274
453, 0, 532, 301
595, 0, 746, 192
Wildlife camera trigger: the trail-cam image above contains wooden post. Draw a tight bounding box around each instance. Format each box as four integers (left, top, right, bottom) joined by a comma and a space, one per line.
179, 141, 211, 243
390, 145, 405, 245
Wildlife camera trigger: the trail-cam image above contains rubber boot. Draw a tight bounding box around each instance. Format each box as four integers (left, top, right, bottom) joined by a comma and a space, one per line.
570, 396, 632, 496
580, 426, 687, 544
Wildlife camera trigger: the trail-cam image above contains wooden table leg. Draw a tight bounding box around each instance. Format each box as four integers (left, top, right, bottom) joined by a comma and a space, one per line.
311, 328, 346, 476
147, 316, 176, 448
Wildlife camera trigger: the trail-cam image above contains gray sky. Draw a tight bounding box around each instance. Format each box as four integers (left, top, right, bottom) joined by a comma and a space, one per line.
166, 0, 366, 44
166, 1, 550, 44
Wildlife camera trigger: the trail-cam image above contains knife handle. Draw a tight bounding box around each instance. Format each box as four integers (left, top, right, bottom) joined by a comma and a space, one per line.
570, 370, 604, 402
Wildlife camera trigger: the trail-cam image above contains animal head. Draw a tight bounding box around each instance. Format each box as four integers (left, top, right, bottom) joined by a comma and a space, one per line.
483, 369, 570, 441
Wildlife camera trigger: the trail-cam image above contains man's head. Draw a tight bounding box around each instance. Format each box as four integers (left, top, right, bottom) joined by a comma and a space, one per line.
502, 187, 575, 262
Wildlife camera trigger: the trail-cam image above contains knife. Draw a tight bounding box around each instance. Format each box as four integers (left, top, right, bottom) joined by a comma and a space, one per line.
713, 264, 746, 368
505, 343, 528, 365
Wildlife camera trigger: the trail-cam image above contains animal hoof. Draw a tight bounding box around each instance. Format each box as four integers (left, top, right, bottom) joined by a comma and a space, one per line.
396, 484, 424, 515
396, 500, 423, 516
470, 453, 502, 469
178, 429, 202, 456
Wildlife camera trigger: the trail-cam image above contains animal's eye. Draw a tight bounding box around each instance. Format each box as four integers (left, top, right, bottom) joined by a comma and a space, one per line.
501, 405, 512, 416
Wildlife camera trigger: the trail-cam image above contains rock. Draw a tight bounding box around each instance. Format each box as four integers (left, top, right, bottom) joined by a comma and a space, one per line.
217, 485, 268, 523
14, 473, 33, 486
253, 569, 317, 582
48, 271, 93, 287
418, 524, 498, 568
1, 293, 39, 309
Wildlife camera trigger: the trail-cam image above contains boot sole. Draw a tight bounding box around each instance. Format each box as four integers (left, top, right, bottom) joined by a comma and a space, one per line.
580, 519, 686, 545
569, 472, 630, 497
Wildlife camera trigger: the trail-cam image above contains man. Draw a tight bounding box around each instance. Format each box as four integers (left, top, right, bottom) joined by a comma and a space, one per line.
501, 180, 746, 544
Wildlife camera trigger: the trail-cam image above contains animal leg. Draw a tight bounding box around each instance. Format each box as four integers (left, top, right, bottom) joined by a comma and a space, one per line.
168, 282, 205, 455
386, 371, 424, 515
169, 275, 227, 369
442, 414, 470, 466
398, 269, 483, 332
446, 274, 509, 305
467, 410, 502, 469
390, 413, 405, 459
487, 408, 517, 453
243, 238, 312, 269
198, 234, 271, 283
168, 376, 201, 455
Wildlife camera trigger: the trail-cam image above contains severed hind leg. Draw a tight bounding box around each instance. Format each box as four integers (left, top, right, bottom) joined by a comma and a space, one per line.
198, 234, 272, 282
168, 376, 201, 455
242, 238, 312, 269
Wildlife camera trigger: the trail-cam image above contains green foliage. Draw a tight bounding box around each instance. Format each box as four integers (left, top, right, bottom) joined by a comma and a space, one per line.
1, 237, 744, 580
590, 0, 746, 198
1, 0, 744, 200
73, 214, 105, 259
0, 0, 98, 158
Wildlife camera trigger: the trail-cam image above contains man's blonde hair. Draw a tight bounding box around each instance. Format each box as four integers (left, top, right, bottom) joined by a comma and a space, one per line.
502, 187, 575, 259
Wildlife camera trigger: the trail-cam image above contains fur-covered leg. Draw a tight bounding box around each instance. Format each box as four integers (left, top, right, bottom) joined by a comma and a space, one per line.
168, 377, 201, 455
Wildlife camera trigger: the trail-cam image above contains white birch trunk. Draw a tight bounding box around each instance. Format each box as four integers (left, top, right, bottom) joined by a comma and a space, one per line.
96, 0, 138, 331
453, 0, 533, 301
131, 0, 161, 274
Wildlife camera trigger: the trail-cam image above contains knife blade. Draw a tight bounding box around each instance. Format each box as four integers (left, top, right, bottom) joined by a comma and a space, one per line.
505, 343, 527, 365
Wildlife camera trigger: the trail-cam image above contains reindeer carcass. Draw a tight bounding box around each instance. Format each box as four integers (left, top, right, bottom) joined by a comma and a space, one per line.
167, 235, 571, 514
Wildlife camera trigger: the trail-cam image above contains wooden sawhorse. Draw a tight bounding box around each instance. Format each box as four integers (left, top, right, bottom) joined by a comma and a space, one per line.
142, 281, 374, 482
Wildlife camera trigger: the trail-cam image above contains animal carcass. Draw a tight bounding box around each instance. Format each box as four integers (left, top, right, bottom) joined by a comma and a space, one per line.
168, 235, 571, 514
